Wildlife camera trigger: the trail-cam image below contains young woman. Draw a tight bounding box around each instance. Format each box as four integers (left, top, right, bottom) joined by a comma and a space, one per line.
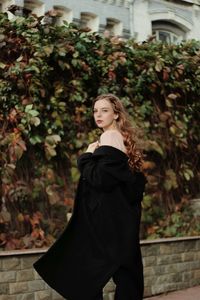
33, 94, 147, 300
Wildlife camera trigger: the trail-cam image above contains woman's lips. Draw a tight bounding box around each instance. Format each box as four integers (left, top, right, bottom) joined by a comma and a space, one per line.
96, 120, 103, 124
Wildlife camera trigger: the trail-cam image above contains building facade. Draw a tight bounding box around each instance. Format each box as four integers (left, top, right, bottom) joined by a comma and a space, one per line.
1, 0, 200, 42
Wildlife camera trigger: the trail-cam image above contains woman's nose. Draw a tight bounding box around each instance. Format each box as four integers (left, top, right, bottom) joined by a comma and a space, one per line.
96, 111, 102, 117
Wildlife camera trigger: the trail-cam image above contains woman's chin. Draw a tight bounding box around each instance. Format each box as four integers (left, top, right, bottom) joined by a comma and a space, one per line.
96, 124, 104, 129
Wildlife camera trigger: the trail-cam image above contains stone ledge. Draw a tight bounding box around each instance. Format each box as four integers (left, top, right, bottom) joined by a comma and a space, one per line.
140, 235, 200, 245
0, 236, 199, 257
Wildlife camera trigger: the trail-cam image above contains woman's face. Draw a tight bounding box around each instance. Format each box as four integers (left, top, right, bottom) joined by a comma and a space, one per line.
93, 99, 118, 131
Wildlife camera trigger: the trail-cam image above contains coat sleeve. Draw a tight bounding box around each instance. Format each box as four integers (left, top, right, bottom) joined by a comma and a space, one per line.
77, 151, 124, 191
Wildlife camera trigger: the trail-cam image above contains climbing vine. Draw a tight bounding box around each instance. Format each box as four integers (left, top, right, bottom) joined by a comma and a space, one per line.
0, 11, 199, 249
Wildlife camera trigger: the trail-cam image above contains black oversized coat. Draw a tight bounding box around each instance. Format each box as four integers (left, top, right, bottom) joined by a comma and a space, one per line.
33, 146, 147, 300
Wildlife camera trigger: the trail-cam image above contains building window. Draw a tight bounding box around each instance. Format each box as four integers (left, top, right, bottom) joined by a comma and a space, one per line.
152, 20, 185, 44
105, 18, 123, 36
153, 30, 180, 44
80, 12, 99, 32
24, 0, 44, 17
53, 6, 73, 25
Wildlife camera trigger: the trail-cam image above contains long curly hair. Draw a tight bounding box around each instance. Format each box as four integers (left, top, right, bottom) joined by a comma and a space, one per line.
93, 94, 144, 172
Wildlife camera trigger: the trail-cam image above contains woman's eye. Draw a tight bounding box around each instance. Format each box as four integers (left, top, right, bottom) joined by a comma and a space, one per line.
93, 109, 108, 113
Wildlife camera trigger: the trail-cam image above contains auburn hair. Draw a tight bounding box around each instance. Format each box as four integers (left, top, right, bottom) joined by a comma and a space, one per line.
93, 94, 144, 172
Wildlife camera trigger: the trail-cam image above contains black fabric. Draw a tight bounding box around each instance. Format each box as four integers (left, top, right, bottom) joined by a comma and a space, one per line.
33, 146, 147, 300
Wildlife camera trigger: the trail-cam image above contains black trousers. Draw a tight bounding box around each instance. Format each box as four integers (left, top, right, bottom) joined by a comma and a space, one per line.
94, 261, 144, 300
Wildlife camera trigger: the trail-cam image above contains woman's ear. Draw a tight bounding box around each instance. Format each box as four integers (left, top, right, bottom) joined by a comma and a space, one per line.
114, 114, 119, 120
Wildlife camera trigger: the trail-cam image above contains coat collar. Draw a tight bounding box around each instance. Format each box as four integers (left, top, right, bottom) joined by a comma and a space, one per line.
93, 145, 128, 161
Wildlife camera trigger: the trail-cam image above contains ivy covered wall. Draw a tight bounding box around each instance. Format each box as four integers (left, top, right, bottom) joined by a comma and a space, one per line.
0, 12, 199, 249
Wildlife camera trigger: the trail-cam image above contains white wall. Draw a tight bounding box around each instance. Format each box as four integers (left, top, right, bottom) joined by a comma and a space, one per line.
1, 0, 200, 41
133, 0, 152, 41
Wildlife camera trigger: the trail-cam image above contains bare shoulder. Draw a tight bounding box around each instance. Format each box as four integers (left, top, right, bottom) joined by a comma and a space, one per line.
100, 130, 126, 152
100, 130, 123, 140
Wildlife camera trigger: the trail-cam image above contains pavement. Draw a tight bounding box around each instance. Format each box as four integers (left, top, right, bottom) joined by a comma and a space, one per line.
145, 285, 200, 300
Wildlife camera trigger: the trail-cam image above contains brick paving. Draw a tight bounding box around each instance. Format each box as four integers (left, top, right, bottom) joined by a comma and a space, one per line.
145, 285, 200, 300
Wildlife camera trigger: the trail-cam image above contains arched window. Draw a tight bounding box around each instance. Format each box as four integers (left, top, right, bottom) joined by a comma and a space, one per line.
105, 18, 123, 36
152, 20, 186, 44
24, 0, 44, 16
154, 30, 179, 44
80, 12, 99, 32
53, 6, 73, 26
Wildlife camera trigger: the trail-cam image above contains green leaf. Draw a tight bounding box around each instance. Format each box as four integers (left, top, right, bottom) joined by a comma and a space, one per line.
167, 93, 177, 100
43, 45, 54, 56
0, 62, 6, 69
30, 135, 43, 145
71, 167, 80, 183
45, 146, 57, 160
146, 140, 165, 157
25, 104, 33, 112
45, 135, 61, 145
28, 109, 40, 117
30, 116, 40, 126
164, 169, 178, 191
155, 60, 163, 72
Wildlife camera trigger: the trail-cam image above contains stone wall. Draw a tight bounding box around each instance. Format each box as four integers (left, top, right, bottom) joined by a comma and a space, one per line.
142, 237, 200, 296
0, 236, 200, 300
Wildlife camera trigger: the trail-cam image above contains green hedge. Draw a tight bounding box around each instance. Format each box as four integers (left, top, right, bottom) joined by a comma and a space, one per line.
0, 13, 199, 249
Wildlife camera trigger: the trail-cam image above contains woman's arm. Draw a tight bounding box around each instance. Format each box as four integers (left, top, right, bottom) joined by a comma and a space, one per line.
77, 152, 120, 191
